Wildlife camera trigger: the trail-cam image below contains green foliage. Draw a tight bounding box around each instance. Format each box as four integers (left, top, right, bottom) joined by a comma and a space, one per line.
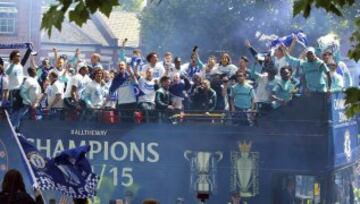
41, 5, 65, 36
348, 18, 360, 62
293, 0, 360, 62
41, 0, 119, 36
139, 0, 357, 59
140, 0, 298, 58
345, 87, 360, 118
293, 0, 360, 117
293, 0, 355, 17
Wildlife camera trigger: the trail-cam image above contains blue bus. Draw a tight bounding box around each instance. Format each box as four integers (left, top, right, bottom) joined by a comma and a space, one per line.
0, 92, 358, 204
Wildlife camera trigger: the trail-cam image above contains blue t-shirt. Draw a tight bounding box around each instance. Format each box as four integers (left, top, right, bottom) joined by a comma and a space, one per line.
230, 83, 255, 109
286, 55, 329, 92
272, 80, 294, 102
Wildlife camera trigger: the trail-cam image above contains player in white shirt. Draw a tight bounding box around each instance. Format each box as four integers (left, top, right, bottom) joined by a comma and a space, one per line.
141, 52, 165, 81
0, 63, 9, 106
82, 68, 106, 109
64, 64, 91, 110
50, 57, 68, 89
45, 72, 64, 109
199, 55, 218, 80
160, 52, 175, 77
108, 62, 137, 122
216, 53, 238, 78
135, 65, 156, 122
5, 50, 25, 111
11, 67, 42, 130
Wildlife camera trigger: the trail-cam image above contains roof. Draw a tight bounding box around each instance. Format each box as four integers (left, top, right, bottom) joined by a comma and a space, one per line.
41, 19, 107, 46
99, 11, 141, 48
41, 11, 140, 48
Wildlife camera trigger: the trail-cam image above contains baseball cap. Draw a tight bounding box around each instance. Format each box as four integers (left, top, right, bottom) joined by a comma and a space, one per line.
305, 47, 316, 54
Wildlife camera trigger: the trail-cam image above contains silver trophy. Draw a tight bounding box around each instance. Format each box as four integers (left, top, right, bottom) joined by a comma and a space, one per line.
184, 151, 223, 194
231, 141, 259, 198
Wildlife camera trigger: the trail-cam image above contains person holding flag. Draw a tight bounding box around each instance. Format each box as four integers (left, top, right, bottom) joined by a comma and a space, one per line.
282, 45, 331, 93
109, 61, 138, 122
134, 63, 156, 123
4, 110, 99, 202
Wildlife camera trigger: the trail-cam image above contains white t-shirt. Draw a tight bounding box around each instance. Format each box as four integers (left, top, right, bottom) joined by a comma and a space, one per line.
160, 61, 175, 71
0, 74, 9, 104
167, 68, 182, 81
0, 74, 9, 91
0, 75, 9, 106
199, 65, 218, 80
46, 80, 64, 108
138, 77, 156, 103
117, 79, 136, 105
64, 74, 91, 98
21, 77, 41, 105
6, 63, 24, 90
274, 56, 289, 74
141, 63, 165, 80
330, 72, 344, 92
216, 64, 238, 77
50, 68, 67, 88
254, 75, 280, 103
83, 80, 106, 109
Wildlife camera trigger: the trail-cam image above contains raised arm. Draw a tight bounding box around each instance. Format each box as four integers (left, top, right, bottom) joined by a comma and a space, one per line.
287, 34, 297, 55
280, 44, 302, 68
52, 48, 58, 62
118, 38, 128, 62
322, 63, 332, 92
244, 40, 259, 59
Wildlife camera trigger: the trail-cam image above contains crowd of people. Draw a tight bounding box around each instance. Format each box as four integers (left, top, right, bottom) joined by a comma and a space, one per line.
0, 35, 353, 129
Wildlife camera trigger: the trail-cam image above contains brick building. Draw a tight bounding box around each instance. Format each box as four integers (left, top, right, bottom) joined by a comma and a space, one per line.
0, 0, 41, 63
0, 0, 141, 69
40, 11, 141, 69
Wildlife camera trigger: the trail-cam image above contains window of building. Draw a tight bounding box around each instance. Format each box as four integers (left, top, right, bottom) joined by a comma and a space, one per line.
0, 6, 17, 34
271, 173, 321, 204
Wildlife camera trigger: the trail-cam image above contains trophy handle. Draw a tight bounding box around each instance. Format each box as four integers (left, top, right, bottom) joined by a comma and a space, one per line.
214, 151, 223, 162
184, 150, 193, 161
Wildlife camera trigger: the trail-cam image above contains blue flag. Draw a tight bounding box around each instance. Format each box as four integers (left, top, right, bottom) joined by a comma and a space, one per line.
109, 73, 144, 99
5, 111, 99, 199
269, 31, 308, 49
17, 135, 99, 198
0, 42, 31, 50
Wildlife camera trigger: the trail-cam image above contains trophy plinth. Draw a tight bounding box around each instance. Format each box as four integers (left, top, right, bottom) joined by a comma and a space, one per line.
197, 192, 209, 202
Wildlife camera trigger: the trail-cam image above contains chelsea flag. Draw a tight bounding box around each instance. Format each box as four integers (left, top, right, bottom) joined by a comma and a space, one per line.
5, 111, 99, 199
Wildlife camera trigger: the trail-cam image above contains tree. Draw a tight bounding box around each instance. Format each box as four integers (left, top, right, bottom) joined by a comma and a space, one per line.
41, 0, 120, 36
140, 0, 355, 60
293, 0, 360, 117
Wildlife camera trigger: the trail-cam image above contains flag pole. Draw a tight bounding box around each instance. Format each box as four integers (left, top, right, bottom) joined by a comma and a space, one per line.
4, 110, 48, 204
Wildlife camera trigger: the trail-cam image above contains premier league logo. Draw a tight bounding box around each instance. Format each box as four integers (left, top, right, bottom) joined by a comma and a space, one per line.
231, 141, 259, 198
